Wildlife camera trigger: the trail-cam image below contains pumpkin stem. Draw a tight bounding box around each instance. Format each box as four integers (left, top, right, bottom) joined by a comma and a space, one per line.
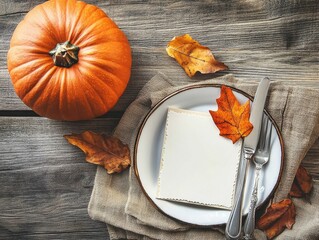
49, 41, 79, 68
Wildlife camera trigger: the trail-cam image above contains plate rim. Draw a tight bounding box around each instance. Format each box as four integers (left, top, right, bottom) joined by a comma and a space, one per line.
133, 83, 284, 227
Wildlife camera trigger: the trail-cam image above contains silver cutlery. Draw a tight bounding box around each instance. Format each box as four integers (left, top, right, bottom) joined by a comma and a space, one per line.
225, 77, 270, 239
243, 116, 272, 239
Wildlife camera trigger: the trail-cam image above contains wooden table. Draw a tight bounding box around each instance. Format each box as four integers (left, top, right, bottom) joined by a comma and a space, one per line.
1, 0, 318, 239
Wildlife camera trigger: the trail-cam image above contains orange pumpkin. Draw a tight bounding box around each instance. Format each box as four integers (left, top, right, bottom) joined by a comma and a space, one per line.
7, 0, 132, 121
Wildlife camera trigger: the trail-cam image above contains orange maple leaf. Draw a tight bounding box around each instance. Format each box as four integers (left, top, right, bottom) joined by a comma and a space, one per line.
166, 34, 228, 77
209, 85, 253, 143
64, 131, 130, 174
257, 199, 296, 239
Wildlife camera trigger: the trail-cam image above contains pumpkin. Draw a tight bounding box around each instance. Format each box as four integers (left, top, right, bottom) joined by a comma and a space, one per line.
7, 0, 132, 121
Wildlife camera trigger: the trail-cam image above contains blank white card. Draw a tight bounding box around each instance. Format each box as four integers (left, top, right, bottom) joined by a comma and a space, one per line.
156, 107, 242, 209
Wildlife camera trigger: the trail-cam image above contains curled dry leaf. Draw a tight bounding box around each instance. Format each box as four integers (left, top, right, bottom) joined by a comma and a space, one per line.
289, 165, 313, 199
257, 199, 296, 239
209, 85, 253, 143
166, 34, 228, 77
289, 182, 303, 198
64, 131, 130, 174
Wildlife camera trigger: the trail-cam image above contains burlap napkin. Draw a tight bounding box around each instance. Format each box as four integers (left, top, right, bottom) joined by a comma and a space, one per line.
88, 73, 319, 240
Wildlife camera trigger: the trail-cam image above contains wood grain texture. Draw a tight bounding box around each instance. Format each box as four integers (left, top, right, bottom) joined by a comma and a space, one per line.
0, 117, 119, 239
0, 0, 318, 239
303, 138, 319, 180
0, 0, 318, 111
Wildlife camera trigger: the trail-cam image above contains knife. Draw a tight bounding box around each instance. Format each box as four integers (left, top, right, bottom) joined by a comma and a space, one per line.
225, 77, 270, 239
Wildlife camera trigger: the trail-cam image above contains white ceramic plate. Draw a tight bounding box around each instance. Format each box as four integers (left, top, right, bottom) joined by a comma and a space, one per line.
134, 84, 283, 226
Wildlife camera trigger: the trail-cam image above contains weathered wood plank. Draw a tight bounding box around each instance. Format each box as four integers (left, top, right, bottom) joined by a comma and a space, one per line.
0, 230, 109, 240
0, 166, 109, 239
0, 117, 120, 169
0, 1, 318, 239
0, 117, 318, 239
0, 0, 42, 16
0, 117, 119, 239
303, 138, 319, 180
0, 0, 318, 111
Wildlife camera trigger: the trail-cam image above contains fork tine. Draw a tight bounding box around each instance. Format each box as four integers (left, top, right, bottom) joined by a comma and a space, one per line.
243, 114, 272, 239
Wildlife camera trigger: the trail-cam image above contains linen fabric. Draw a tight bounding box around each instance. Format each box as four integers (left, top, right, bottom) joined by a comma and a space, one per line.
88, 73, 319, 240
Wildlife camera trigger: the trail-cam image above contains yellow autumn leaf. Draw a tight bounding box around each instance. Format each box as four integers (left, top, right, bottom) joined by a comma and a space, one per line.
166, 34, 228, 77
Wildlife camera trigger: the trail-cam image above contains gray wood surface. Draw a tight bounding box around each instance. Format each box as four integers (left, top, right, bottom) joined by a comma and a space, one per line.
0, 0, 318, 239
0, 118, 117, 239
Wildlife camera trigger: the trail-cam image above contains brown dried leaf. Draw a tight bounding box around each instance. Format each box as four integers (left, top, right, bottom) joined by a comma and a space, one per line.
166, 34, 228, 77
296, 166, 313, 194
289, 166, 313, 203
289, 179, 304, 198
64, 131, 130, 174
209, 85, 253, 143
257, 199, 296, 239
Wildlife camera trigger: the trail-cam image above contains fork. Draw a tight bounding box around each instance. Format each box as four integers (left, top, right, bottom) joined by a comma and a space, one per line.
243, 115, 272, 240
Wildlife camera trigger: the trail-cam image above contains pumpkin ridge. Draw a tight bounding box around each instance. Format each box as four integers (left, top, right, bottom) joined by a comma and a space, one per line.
15, 18, 56, 49
76, 30, 126, 48
8, 52, 35, 72
77, 68, 110, 109
83, 82, 109, 115
71, 5, 108, 46
74, 85, 96, 120
79, 42, 131, 68
56, 68, 90, 120
80, 40, 131, 50
12, 3, 57, 47
10, 45, 50, 55
81, 53, 130, 71
68, 3, 102, 44
76, 65, 109, 114
66, 1, 87, 42
81, 57, 125, 73
80, 61, 127, 95
41, 70, 64, 118
10, 58, 52, 85
77, 64, 120, 104
67, 69, 83, 120
58, 69, 68, 119
37, 4, 62, 43
21, 66, 57, 106
73, 17, 114, 46
54, 67, 92, 120
54, 0, 67, 41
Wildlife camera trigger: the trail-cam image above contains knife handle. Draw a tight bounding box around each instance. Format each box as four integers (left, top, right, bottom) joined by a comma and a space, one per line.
225, 188, 244, 239
243, 166, 261, 239
225, 159, 247, 239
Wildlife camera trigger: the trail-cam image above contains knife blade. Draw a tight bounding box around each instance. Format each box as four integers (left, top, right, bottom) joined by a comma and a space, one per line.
225, 77, 270, 239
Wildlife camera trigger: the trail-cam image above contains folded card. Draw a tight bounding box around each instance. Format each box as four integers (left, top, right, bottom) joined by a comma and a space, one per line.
156, 107, 242, 209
